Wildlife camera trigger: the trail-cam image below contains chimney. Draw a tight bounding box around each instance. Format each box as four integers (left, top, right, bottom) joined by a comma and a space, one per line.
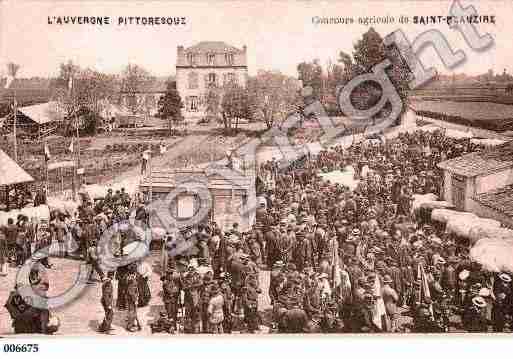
242, 45, 247, 53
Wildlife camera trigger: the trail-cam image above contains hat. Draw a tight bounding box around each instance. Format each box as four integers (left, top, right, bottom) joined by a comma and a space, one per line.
499, 273, 512, 283
459, 269, 470, 281
479, 288, 491, 297
470, 282, 482, 291
472, 296, 487, 308
351, 228, 361, 236
435, 257, 446, 266
430, 237, 442, 245
382, 275, 393, 284
273, 260, 285, 268
159, 311, 168, 318
413, 241, 423, 249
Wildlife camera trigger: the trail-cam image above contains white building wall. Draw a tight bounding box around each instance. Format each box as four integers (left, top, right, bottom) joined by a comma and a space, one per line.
176, 67, 248, 121
475, 168, 513, 194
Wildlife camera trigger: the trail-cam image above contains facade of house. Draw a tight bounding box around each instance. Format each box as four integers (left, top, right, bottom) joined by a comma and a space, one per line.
117, 77, 169, 118
438, 141, 513, 227
176, 41, 248, 120
139, 164, 255, 232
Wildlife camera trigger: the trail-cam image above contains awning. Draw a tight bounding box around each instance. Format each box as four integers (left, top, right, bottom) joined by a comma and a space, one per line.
17, 101, 63, 125
0, 149, 35, 186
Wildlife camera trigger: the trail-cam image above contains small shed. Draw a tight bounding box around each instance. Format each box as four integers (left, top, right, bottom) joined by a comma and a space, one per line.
438, 141, 513, 227
3, 101, 63, 139
139, 165, 254, 232
0, 149, 35, 210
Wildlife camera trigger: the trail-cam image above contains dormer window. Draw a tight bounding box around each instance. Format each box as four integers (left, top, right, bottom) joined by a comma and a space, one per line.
225, 53, 234, 65
207, 53, 215, 65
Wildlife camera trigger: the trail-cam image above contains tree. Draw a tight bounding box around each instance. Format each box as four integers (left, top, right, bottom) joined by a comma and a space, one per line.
337, 27, 412, 123
53, 60, 117, 135
297, 60, 323, 99
205, 88, 221, 122
221, 82, 250, 134
248, 70, 301, 129
120, 64, 155, 114
157, 81, 183, 132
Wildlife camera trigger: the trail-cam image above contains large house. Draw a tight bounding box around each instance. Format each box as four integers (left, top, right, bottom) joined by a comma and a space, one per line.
176, 41, 248, 120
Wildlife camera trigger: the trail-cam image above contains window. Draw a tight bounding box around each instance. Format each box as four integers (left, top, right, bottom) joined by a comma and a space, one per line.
207, 53, 215, 65
187, 96, 199, 112
188, 72, 198, 89
223, 73, 236, 85
207, 73, 217, 88
225, 53, 234, 65
187, 52, 196, 65
178, 195, 195, 218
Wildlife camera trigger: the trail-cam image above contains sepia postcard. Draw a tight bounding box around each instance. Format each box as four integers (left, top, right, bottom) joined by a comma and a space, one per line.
0, 0, 512, 343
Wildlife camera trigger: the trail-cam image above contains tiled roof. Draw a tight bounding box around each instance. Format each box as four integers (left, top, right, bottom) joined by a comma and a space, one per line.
117, 76, 172, 94
438, 141, 513, 177
474, 184, 513, 218
177, 42, 247, 67
185, 41, 243, 53
140, 168, 252, 190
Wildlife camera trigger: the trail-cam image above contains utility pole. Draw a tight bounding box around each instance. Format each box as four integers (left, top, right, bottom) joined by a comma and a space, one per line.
6, 63, 20, 162
149, 148, 153, 204
13, 89, 17, 162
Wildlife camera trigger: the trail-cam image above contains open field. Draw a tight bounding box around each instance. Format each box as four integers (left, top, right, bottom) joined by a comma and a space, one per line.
410, 100, 513, 132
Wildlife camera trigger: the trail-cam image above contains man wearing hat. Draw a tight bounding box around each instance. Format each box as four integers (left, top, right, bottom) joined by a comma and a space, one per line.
293, 229, 313, 273
441, 256, 458, 302
492, 273, 512, 332
463, 296, 488, 332
98, 272, 115, 333
181, 265, 203, 333
201, 269, 217, 333
207, 282, 225, 333
382, 274, 400, 332
264, 224, 280, 268
126, 264, 142, 332
242, 274, 261, 333
161, 268, 181, 331
352, 293, 380, 333
269, 260, 285, 306
219, 272, 233, 333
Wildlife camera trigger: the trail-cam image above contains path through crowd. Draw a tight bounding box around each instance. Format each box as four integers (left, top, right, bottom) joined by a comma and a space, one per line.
0, 253, 272, 336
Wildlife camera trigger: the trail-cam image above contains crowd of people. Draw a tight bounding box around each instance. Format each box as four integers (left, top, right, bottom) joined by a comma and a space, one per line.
2, 128, 513, 335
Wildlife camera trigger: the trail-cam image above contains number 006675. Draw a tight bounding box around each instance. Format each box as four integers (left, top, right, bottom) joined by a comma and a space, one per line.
3, 344, 39, 353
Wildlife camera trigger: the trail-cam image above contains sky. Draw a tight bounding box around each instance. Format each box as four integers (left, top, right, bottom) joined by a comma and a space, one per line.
0, 0, 510, 79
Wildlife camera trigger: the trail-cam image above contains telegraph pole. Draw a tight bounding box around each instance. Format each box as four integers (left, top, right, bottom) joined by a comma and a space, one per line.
6, 63, 20, 162
13, 89, 17, 162
149, 148, 153, 203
